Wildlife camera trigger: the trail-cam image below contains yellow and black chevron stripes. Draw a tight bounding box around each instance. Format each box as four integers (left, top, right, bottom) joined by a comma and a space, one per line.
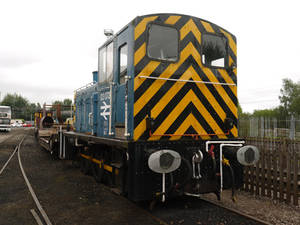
133, 14, 238, 141
134, 16, 158, 41
149, 89, 228, 141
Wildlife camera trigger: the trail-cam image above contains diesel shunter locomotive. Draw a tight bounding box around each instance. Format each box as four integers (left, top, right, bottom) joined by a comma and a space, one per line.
38, 13, 259, 203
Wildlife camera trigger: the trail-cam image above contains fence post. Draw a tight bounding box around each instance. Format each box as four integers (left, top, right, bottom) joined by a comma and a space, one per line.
279, 139, 284, 202
289, 115, 295, 140
255, 141, 260, 196
243, 137, 249, 192
286, 145, 291, 204
249, 137, 255, 195
266, 138, 272, 198
293, 150, 299, 206
250, 117, 259, 137
261, 138, 266, 196
260, 117, 264, 138
273, 145, 278, 201
273, 118, 277, 138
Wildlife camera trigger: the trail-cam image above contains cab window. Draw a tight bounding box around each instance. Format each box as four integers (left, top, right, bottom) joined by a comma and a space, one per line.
119, 44, 127, 84
99, 48, 106, 82
201, 34, 227, 68
147, 24, 179, 62
106, 42, 113, 82
98, 42, 114, 83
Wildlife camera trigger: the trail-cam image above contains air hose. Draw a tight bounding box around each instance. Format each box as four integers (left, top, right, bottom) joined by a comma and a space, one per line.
208, 145, 217, 180
228, 164, 236, 202
175, 157, 192, 191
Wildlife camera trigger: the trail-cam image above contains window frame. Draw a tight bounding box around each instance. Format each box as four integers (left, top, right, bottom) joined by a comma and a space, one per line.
201, 32, 229, 69
98, 41, 114, 83
98, 47, 107, 83
118, 43, 128, 85
106, 42, 114, 82
146, 22, 180, 63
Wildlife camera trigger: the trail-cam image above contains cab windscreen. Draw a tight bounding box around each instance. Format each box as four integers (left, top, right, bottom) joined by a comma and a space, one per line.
201, 34, 227, 68
147, 24, 179, 62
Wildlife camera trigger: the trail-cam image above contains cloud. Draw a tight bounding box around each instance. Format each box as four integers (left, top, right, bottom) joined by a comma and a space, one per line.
0, 53, 39, 68
0, 78, 74, 104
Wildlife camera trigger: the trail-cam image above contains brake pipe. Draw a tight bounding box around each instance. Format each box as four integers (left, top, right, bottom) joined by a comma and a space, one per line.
205, 140, 245, 153
208, 145, 217, 181
205, 141, 245, 194
228, 164, 236, 202
219, 144, 243, 192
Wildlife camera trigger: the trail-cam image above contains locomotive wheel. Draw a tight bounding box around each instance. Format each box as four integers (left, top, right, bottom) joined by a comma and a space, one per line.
72, 152, 81, 168
72, 158, 80, 168
49, 137, 54, 151
149, 199, 157, 211
80, 157, 91, 175
102, 171, 112, 186
92, 163, 104, 183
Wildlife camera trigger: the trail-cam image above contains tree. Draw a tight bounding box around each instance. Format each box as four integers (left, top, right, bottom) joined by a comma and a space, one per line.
238, 103, 251, 119
0, 93, 40, 120
1, 93, 28, 119
36, 103, 42, 110
52, 98, 72, 106
253, 108, 278, 118
279, 78, 300, 116
63, 98, 72, 106
52, 100, 63, 106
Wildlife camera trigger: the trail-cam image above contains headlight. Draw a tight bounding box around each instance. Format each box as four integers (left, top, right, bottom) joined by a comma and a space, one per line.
237, 145, 260, 166
160, 152, 175, 169
148, 149, 181, 173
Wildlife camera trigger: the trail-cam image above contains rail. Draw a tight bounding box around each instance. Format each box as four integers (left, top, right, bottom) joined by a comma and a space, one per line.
0, 136, 23, 175
18, 138, 53, 225
0, 133, 53, 225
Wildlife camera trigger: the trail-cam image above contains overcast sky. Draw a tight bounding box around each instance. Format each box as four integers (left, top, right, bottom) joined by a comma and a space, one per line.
0, 0, 299, 113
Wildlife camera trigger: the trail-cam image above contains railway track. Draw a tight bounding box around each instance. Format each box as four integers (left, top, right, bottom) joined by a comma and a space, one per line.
143, 196, 271, 225
0, 129, 52, 225
199, 198, 272, 225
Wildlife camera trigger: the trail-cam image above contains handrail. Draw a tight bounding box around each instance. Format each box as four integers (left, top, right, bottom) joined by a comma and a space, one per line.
74, 81, 97, 93
139, 76, 236, 86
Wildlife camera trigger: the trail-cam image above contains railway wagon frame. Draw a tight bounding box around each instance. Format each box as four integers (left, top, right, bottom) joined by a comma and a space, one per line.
59, 13, 259, 202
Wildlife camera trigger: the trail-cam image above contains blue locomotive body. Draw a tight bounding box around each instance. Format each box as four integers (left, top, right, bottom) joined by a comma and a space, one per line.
75, 79, 111, 137
75, 24, 135, 140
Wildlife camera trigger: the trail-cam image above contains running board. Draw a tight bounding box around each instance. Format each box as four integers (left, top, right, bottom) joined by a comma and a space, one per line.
39, 138, 50, 151
110, 187, 122, 195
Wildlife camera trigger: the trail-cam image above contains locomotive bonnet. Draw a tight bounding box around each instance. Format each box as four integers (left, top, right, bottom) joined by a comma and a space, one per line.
63, 13, 260, 202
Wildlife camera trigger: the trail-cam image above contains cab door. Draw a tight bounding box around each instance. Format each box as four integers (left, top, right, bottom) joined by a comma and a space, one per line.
114, 29, 129, 139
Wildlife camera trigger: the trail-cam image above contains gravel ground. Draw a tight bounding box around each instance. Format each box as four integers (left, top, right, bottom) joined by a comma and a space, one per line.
202, 189, 300, 225
0, 129, 160, 225
149, 196, 264, 225
0, 132, 12, 144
